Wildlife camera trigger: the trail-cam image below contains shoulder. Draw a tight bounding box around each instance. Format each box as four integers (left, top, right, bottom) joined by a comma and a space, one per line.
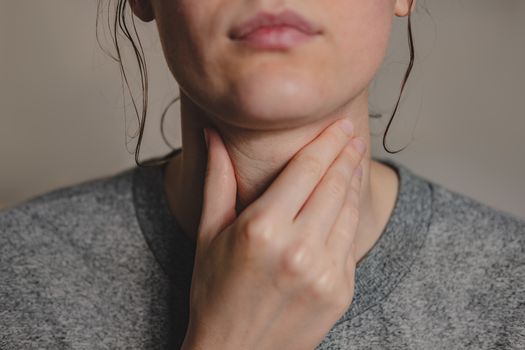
428, 180, 524, 250
0, 167, 148, 271
0, 167, 169, 346
0, 166, 141, 300
0, 166, 144, 271
414, 180, 525, 341
421, 178, 524, 299
0, 167, 137, 250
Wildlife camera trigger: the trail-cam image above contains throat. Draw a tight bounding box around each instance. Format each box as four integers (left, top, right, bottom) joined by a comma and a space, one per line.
353, 159, 400, 265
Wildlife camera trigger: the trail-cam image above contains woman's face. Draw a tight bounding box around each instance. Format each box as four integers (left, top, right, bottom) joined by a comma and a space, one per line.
141, 0, 410, 129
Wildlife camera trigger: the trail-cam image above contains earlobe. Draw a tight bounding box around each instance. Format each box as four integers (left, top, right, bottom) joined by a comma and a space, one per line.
128, 0, 155, 22
394, 0, 416, 17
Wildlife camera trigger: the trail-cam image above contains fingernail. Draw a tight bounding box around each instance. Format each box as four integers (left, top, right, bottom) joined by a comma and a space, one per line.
339, 119, 354, 136
352, 137, 366, 155
203, 128, 209, 149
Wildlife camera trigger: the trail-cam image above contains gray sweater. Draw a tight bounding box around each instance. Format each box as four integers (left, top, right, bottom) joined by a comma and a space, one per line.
1, 149, 524, 349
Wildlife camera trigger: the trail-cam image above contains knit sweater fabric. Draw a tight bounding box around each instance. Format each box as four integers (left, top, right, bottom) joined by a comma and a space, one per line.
1, 149, 524, 349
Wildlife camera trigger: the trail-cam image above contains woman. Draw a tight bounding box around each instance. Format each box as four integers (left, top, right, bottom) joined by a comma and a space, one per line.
1, 0, 524, 349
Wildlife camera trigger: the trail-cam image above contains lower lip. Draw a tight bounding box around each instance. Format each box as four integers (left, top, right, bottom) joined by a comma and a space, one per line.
232, 25, 317, 49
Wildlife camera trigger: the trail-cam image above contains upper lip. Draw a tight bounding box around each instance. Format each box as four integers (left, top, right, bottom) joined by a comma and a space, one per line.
228, 9, 322, 39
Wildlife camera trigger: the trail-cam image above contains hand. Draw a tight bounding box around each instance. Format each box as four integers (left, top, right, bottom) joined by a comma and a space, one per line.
182, 119, 366, 350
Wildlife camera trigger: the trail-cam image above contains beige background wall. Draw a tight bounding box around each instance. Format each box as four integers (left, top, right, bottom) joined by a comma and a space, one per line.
1, 0, 524, 219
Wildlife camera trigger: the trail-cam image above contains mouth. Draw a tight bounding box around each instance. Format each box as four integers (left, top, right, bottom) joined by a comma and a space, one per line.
228, 9, 323, 41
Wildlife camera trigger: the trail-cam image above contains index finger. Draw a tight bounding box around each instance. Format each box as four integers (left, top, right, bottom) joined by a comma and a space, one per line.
250, 118, 355, 222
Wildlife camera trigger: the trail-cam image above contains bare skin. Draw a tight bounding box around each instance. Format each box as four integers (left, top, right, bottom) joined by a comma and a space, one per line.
126, 0, 415, 347
182, 119, 367, 350
126, 0, 413, 266
163, 89, 400, 266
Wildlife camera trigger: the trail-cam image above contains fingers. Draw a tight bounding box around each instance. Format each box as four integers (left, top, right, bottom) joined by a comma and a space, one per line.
250, 119, 355, 223
294, 137, 365, 243
325, 156, 364, 268
197, 128, 238, 247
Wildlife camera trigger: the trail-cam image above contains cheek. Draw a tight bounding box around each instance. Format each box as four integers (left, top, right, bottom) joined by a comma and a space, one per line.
331, 1, 394, 94
154, 0, 221, 92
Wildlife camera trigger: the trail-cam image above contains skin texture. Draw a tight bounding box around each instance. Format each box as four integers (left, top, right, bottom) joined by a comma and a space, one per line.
128, 0, 415, 263
128, 0, 415, 348
180, 122, 366, 349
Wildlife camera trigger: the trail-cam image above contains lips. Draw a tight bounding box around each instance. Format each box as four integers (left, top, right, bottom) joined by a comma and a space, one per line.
229, 10, 322, 40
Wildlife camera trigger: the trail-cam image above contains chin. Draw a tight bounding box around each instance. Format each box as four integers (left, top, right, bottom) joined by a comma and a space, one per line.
219, 91, 326, 130
215, 73, 334, 129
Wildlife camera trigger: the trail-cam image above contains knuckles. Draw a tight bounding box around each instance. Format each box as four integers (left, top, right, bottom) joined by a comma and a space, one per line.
280, 242, 313, 276
308, 269, 338, 300
238, 209, 274, 246
279, 243, 346, 304
232, 202, 353, 308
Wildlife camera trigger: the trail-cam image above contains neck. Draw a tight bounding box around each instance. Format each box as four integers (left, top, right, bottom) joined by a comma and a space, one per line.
164, 89, 398, 264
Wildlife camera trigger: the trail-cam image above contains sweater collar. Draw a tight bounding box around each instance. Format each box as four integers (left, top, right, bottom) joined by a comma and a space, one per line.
132, 148, 433, 323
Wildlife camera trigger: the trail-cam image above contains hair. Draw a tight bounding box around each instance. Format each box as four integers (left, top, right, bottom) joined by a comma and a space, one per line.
96, 0, 416, 167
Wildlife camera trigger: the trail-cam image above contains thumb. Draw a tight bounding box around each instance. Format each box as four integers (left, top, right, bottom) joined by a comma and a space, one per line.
197, 127, 238, 247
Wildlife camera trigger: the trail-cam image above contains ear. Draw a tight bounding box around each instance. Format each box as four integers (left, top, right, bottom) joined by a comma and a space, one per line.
394, 0, 416, 17
128, 0, 155, 22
